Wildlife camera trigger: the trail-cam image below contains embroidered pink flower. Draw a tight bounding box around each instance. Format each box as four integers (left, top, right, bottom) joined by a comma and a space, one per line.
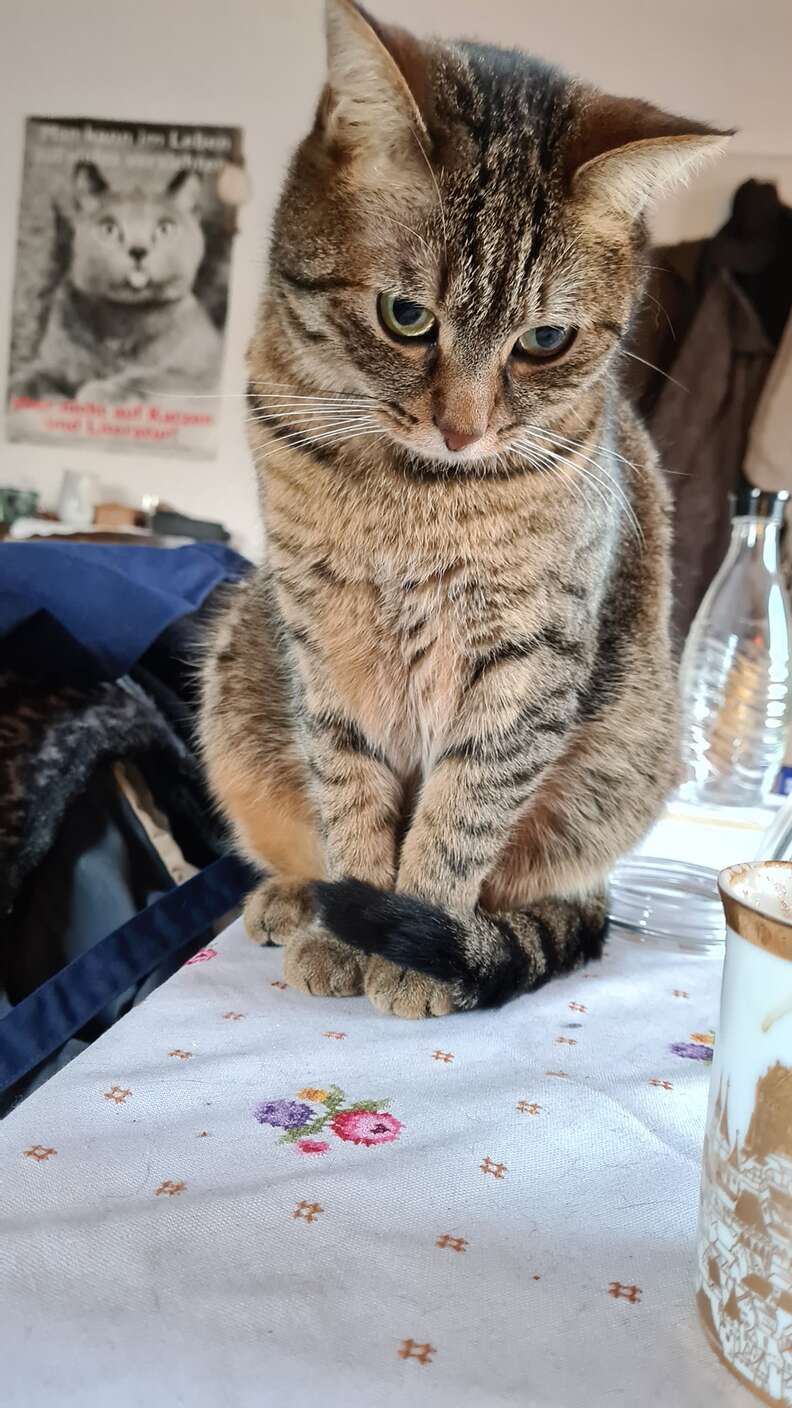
296, 1139, 329, 1156
185, 948, 217, 965
330, 1110, 403, 1146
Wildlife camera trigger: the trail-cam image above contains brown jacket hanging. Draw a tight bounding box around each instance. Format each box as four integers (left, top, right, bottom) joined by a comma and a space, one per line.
626, 181, 792, 647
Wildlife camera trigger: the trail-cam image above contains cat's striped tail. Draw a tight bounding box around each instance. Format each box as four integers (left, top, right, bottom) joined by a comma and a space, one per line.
313, 879, 608, 1011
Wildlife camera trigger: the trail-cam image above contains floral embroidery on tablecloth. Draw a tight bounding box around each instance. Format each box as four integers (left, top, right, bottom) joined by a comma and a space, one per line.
254, 1085, 403, 1154
184, 948, 217, 965
671, 1030, 714, 1062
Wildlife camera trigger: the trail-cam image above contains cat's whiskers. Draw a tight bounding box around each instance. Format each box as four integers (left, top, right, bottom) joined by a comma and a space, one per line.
245, 407, 383, 427
256, 419, 386, 459
408, 125, 448, 259
255, 414, 380, 445
251, 393, 380, 407
529, 422, 652, 487
257, 424, 387, 462
514, 433, 643, 548
385, 216, 434, 261
642, 289, 676, 340
514, 445, 589, 513
515, 442, 586, 505
164, 382, 382, 404
618, 347, 689, 393
521, 426, 645, 546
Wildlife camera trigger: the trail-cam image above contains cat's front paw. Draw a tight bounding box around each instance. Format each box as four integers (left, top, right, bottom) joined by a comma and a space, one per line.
283, 928, 365, 997
243, 877, 315, 945
78, 376, 143, 404
365, 956, 454, 1019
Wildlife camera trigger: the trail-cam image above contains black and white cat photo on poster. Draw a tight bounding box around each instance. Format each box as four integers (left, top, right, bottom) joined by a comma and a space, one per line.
6, 117, 244, 459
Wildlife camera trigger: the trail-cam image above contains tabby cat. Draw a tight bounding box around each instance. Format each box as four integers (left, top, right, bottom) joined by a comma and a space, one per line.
12, 162, 220, 404
200, 0, 727, 1016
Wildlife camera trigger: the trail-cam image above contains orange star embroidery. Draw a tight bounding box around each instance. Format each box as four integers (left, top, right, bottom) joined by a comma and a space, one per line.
517, 1101, 541, 1115
480, 1157, 507, 1179
436, 1234, 467, 1252
398, 1339, 435, 1365
223, 1012, 244, 1021
568, 1002, 587, 1013
168, 1049, 192, 1060
24, 1145, 57, 1162
155, 1180, 186, 1196
103, 1085, 131, 1104
293, 1200, 322, 1222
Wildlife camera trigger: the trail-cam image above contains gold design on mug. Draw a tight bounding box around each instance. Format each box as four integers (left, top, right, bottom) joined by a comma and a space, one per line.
698, 1066, 792, 1404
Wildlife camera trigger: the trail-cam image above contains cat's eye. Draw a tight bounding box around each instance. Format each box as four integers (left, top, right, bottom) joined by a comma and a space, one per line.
156, 218, 177, 238
514, 326, 576, 361
98, 218, 120, 242
378, 291, 437, 342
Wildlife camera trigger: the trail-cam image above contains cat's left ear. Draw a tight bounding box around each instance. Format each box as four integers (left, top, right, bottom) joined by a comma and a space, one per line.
73, 161, 108, 213
166, 169, 202, 212
321, 0, 429, 160
570, 93, 732, 219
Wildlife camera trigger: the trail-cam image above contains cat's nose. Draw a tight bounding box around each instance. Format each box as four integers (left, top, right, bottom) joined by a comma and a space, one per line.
433, 416, 485, 453
128, 246, 148, 264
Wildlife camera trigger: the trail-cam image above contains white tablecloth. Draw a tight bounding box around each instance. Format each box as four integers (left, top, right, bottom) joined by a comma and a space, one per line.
1, 895, 751, 1407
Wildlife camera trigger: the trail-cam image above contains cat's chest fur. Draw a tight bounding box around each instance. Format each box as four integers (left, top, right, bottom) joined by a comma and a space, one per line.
317, 550, 558, 775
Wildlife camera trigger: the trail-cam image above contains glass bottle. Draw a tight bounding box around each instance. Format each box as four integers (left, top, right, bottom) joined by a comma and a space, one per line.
677, 486, 792, 807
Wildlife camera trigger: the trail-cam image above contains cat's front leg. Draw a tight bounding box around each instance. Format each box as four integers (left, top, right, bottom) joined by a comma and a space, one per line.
283, 705, 403, 998
8, 365, 72, 400
364, 657, 582, 1016
77, 373, 149, 404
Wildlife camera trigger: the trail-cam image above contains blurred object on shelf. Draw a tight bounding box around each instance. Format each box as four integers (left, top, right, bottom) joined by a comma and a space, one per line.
7, 518, 180, 545
149, 507, 229, 543
57, 469, 97, 529
94, 503, 145, 531
0, 487, 38, 526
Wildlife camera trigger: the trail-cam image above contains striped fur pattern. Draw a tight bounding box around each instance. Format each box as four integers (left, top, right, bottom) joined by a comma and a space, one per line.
199, 0, 727, 1016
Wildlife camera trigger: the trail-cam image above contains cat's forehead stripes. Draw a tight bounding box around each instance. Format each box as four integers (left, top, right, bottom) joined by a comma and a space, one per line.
427, 44, 576, 336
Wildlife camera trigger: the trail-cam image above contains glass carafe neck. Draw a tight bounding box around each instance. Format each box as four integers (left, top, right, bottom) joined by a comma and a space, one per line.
727, 515, 781, 574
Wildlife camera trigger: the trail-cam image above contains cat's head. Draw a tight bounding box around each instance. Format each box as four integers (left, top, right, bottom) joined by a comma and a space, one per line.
262, 0, 728, 470
69, 163, 205, 305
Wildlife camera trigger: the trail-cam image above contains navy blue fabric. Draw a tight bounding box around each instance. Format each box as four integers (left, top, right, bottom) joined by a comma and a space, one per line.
0, 542, 249, 681
0, 855, 256, 1096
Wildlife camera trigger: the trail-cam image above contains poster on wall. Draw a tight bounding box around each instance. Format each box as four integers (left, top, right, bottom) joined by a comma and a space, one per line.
6, 117, 244, 460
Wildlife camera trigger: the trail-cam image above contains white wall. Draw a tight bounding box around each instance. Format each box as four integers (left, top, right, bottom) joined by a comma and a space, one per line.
3, 0, 791, 558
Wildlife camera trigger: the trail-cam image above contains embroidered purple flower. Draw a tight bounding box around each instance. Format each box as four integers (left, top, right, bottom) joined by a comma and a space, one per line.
330, 1110, 403, 1146
670, 1042, 713, 1061
254, 1099, 315, 1129
185, 948, 217, 965
296, 1139, 329, 1155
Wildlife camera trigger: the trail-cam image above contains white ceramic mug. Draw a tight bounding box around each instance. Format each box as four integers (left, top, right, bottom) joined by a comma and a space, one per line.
697, 860, 792, 1403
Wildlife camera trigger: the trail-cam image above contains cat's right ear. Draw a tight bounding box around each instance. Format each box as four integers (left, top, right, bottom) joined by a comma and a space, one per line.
320, 0, 429, 162
73, 161, 108, 214
569, 94, 732, 222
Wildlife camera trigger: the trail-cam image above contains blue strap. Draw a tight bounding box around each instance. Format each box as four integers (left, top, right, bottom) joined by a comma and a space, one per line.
0, 855, 255, 1095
